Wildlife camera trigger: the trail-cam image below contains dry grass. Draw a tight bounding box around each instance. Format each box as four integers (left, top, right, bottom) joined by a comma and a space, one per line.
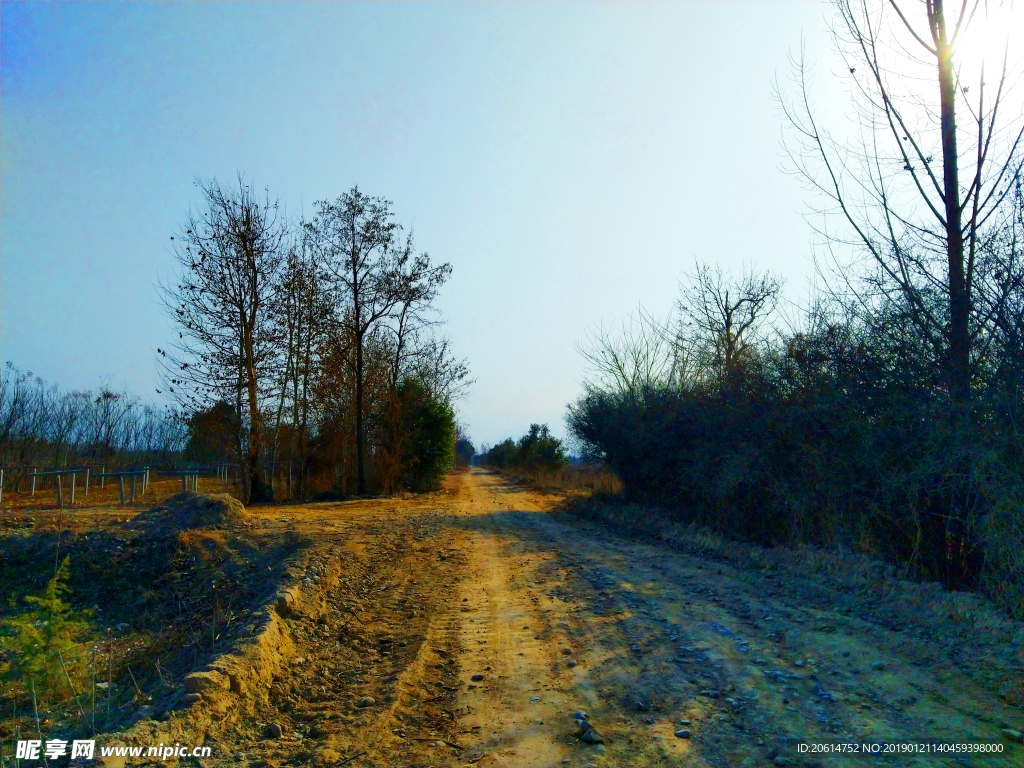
502, 464, 624, 495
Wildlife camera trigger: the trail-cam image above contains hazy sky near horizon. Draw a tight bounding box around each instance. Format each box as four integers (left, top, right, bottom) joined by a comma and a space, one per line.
3, 0, 849, 447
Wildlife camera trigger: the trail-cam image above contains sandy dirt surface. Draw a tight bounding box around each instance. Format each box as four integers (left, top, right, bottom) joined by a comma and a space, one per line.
4, 468, 1021, 767
191, 468, 1021, 768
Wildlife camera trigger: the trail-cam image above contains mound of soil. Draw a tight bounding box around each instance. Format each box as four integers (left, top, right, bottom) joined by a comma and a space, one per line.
126, 491, 249, 535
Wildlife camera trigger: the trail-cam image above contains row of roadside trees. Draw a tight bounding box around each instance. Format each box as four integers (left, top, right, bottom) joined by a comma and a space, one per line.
161, 179, 471, 501
0, 363, 186, 474
480, 423, 568, 479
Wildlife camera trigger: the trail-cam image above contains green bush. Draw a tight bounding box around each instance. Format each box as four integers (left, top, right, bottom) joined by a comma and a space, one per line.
395, 379, 456, 492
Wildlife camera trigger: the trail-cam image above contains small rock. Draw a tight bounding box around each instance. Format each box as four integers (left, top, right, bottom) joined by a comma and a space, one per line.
581, 729, 604, 744
794, 660, 804, 667
595, 744, 606, 754
871, 661, 885, 671
675, 729, 691, 739
644, 715, 656, 724
572, 711, 590, 721
576, 718, 592, 732
561, 760, 570, 765
841, 650, 850, 657
269, 722, 283, 738
355, 696, 375, 708
562, 646, 573, 655
773, 757, 792, 767
679, 718, 691, 725
567, 659, 578, 668
1001, 729, 1024, 742
471, 674, 484, 681
530, 696, 541, 703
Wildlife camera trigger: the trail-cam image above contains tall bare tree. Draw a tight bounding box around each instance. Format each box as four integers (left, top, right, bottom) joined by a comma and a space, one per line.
779, 0, 1024, 407
305, 187, 401, 494
159, 176, 287, 501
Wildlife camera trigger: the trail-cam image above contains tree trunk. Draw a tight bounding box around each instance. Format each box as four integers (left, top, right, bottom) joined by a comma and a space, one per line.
244, 324, 268, 502
355, 330, 366, 494
934, 1, 970, 406
353, 244, 367, 495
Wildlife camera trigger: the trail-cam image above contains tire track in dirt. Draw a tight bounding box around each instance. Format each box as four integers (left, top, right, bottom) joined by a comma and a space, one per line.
450, 525, 574, 766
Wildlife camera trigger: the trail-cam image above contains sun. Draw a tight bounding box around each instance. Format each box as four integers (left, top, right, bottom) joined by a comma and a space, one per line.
950, 0, 1021, 81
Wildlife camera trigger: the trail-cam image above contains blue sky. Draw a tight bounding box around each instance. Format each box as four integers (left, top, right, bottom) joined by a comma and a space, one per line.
2, 1, 847, 448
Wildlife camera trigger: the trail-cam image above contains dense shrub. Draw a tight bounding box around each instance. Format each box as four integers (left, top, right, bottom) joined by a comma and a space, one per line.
393, 378, 456, 492
569, 309, 1024, 615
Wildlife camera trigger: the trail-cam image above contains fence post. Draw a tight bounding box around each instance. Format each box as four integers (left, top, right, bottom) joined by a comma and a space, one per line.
101, 464, 106, 490
85, 467, 90, 497
0, 468, 4, 504
118, 475, 125, 506
70, 471, 76, 506
56, 474, 64, 508
31, 469, 37, 497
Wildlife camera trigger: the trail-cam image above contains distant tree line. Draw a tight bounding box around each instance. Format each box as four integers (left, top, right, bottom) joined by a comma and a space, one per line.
160, 178, 471, 501
481, 424, 567, 477
570, 0, 1024, 614
0, 363, 186, 476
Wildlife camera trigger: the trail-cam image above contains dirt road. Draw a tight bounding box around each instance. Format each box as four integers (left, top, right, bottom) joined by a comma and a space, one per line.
202, 468, 1021, 768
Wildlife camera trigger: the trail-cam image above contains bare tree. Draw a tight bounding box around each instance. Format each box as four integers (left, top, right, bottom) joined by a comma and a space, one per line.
159, 176, 287, 502
305, 187, 403, 494
575, 310, 689, 396
779, 0, 1024, 406
677, 261, 783, 383
271, 237, 332, 498
385, 232, 453, 392
406, 334, 474, 403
